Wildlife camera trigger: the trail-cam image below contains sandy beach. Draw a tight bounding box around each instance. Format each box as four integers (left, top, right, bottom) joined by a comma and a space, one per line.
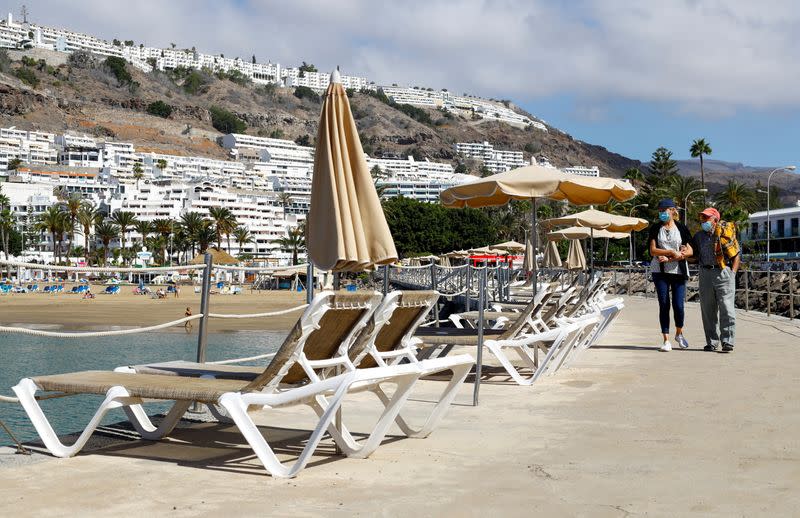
1, 296, 798, 516
0, 286, 307, 332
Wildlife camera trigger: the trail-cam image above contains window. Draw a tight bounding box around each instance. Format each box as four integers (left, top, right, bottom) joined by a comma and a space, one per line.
777, 219, 786, 238
792, 218, 799, 237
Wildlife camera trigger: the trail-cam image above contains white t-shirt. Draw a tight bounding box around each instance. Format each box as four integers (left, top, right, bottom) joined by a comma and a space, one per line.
650, 225, 682, 275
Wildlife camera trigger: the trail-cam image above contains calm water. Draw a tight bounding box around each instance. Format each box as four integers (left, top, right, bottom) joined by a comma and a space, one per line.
0, 330, 286, 446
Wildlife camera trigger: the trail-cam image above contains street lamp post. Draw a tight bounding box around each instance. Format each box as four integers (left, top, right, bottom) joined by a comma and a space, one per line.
763, 166, 797, 262
629, 203, 648, 266
683, 188, 709, 220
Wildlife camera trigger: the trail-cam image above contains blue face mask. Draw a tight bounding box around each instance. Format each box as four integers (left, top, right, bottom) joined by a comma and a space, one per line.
659, 211, 670, 222
701, 221, 713, 232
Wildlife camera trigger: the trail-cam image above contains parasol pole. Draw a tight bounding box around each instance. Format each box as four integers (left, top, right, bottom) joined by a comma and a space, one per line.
590, 228, 595, 273
531, 197, 537, 298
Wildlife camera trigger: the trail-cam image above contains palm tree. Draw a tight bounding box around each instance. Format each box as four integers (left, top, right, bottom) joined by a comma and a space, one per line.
135, 220, 153, 246
77, 204, 103, 265
60, 193, 83, 255
110, 211, 138, 261
233, 226, 253, 256
208, 206, 237, 250
37, 206, 67, 263
196, 224, 216, 253
0, 188, 10, 260
156, 158, 168, 172
690, 138, 712, 203
94, 222, 120, 265
666, 175, 703, 218
0, 207, 13, 262
623, 167, 645, 190
277, 192, 293, 212
180, 211, 206, 255
275, 226, 306, 265
715, 179, 757, 216
132, 163, 144, 189
151, 218, 173, 263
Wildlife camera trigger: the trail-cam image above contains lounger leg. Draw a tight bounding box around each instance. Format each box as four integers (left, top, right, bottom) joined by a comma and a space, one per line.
218, 380, 351, 478
484, 341, 538, 386
373, 359, 472, 439
123, 400, 192, 440
12, 378, 134, 458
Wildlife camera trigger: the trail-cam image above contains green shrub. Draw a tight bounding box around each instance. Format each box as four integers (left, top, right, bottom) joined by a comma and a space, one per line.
209, 106, 246, 133
293, 86, 320, 102
14, 66, 39, 87
103, 56, 133, 85
182, 70, 208, 95
147, 100, 173, 118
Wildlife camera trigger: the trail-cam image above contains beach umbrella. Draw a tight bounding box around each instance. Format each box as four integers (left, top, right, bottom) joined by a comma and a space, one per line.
544, 209, 646, 270
542, 240, 562, 268
491, 240, 526, 252
565, 239, 587, 270
547, 226, 630, 241
522, 232, 534, 273
306, 70, 398, 272
440, 166, 636, 294
189, 247, 239, 265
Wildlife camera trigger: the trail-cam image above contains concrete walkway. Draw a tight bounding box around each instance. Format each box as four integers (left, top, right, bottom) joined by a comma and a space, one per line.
1, 297, 798, 517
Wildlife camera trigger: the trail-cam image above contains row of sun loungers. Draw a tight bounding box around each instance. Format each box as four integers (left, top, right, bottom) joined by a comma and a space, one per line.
10, 275, 623, 478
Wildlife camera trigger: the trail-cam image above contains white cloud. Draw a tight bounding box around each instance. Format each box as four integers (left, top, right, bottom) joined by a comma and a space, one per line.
14, 0, 800, 116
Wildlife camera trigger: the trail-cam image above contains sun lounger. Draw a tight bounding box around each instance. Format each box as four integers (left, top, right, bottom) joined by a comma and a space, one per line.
11, 291, 431, 478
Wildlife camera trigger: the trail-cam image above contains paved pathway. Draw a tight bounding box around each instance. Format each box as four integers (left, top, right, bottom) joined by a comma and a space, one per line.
1, 297, 798, 516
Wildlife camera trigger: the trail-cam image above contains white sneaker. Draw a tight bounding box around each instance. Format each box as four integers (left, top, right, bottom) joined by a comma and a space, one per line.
659, 340, 672, 352
675, 334, 689, 349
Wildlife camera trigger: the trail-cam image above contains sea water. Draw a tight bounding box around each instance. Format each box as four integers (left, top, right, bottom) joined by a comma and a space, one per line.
0, 331, 286, 446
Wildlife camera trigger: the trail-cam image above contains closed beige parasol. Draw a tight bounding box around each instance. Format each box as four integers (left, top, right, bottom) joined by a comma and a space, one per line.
306, 70, 398, 272
565, 239, 587, 270
542, 240, 562, 268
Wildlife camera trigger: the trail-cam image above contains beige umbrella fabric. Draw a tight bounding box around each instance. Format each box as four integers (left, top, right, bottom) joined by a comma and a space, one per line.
522, 233, 534, 272
491, 240, 526, 252
440, 165, 636, 209
543, 240, 562, 268
544, 208, 647, 233
565, 240, 587, 270
306, 70, 398, 272
548, 226, 630, 240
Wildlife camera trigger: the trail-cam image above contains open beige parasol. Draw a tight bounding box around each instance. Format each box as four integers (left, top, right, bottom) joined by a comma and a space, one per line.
547, 226, 630, 241
306, 70, 398, 272
544, 208, 647, 233
491, 240, 526, 253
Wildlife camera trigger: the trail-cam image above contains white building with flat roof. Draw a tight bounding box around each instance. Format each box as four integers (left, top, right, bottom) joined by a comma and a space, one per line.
455, 141, 527, 174
562, 165, 600, 177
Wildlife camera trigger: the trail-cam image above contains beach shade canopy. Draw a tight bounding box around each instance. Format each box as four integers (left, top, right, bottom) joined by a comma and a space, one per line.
306, 69, 398, 272
565, 240, 587, 270
189, 247, 239, 265
542, 240, 562, 268
544, 208, 647, 233
439, 165, 636, 209
547, 226, 630, 241
491, 240, 526, 252
468, 246, 506, 255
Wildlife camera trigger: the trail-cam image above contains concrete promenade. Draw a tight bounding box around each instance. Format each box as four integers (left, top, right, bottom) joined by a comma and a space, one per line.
1, 296, 798, 516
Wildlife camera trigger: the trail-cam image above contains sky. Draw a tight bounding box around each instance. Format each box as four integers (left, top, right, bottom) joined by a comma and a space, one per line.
8, 0, 800, 167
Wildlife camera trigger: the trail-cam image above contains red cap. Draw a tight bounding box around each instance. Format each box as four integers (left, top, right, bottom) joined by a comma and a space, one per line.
699, 207, 720, 220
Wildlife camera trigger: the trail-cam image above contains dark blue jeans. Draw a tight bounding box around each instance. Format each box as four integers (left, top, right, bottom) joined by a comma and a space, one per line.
652, 272, 686, 334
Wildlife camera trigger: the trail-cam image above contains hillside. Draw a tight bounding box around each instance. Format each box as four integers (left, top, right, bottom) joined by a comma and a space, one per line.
0, 49, 640, 176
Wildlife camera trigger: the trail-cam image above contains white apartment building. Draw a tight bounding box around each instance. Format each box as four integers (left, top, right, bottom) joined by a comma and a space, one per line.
0, 128, 58, 172
283, 68, 371, 92
55, 134, 103, 168
382, 87, 445, 107
10, 165, 118, 198
562, 165, 600, 178
100, 141, 140, 183
454, 141, 526, 174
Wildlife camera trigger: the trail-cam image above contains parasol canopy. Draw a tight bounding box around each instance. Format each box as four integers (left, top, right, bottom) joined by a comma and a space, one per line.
547, 226, 630, 241
439, 166, 636, 209
544, 208, 647, 233
565, 240, 587, 270
306, 69, 398, 272
542, 240, 562, 268
491, 240, 526, 252
189, 247, 239, 265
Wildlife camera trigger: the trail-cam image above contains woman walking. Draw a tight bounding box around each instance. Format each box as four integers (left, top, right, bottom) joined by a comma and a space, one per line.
648, 199, 694, 351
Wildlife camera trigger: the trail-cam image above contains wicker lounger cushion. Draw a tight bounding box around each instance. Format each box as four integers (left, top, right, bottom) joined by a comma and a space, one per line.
32, 371, 249, 403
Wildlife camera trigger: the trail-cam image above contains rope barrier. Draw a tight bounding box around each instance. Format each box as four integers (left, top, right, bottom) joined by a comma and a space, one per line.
208, 352, 277, 365
0, 314, 204, 338
213, 263, 310, 272
208, 304, 308, 319
0, 259, 205, 273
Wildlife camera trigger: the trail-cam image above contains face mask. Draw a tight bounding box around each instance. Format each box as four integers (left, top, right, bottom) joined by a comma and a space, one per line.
659, 211, 670, 222
701, 221, 713, 232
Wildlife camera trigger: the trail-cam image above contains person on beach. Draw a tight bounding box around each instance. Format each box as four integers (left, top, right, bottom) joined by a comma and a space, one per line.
648, 198, 693, 352
184, 307, 193, 332
692, 207, 740, 353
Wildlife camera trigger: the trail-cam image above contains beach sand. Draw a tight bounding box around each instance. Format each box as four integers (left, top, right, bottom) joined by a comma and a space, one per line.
0, 285, 307, 332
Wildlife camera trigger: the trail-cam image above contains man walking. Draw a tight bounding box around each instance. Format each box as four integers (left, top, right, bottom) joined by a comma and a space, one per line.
691, 208, 740, 352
